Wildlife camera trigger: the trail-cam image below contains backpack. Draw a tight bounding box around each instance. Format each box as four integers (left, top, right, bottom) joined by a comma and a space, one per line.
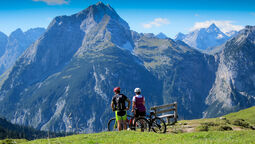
115, 94, 126, 111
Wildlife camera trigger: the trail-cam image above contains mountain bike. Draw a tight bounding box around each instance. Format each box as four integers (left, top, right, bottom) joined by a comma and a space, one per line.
146, 111, 166, 133
107, 112, 150, 132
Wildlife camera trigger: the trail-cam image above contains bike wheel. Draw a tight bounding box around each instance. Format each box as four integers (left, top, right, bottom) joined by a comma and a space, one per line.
151, 117, 166, 133
107, 118, 118, 131
134, 117, 150, 132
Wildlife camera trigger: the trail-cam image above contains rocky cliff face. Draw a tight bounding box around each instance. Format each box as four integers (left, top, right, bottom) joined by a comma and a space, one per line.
0, 28, 45, 75
204, 26, 255, 117
133, 31, 217, 119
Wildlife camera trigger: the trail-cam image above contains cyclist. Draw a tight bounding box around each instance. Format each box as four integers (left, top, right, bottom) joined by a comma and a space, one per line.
111, 87, 131, 131
131, 88, 146, 124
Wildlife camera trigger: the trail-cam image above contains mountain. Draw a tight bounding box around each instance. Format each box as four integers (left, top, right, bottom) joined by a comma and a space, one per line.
0, 32, 8, 57
0, 2, 216, 132
0, 2, 161, 133
132, 31, 217, 119
174, 32, 185, 41
175, 23, 230, 50
0, 2, 254, 133
204, 26, 255, 118
225, 30, 238, 37
0, 28, 45, 75
156, 32, 168, 39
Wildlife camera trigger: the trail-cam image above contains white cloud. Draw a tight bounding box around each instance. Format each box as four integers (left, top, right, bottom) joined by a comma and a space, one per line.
33, 0, 69, 5
190, 20, 244, 33
142, 18, 170, 29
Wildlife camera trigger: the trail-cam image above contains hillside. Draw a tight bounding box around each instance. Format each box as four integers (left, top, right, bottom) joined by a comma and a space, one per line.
1, 106, 254, 144
168, 106, 255, 133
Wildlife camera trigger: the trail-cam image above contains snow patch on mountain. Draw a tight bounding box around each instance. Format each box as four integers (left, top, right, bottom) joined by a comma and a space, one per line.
175, 23, 231, 50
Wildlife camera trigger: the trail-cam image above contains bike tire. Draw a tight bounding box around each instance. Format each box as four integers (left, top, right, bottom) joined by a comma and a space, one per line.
134, 117, 151, 132
151, 117, 166, 133
107, 118, 118, 131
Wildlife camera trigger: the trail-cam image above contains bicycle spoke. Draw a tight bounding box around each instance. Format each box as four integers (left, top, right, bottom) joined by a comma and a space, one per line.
151, 118, 166, 133
134, 118, 150, 132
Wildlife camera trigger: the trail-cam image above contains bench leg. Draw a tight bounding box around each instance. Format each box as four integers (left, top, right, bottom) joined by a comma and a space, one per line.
167, 117, 171, 125
174, 117, 177, 123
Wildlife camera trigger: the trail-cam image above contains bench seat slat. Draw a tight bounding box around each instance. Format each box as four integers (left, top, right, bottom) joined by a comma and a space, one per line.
151, 103, 176, 110
158, 114, 174, 118
154, 108, 176, 114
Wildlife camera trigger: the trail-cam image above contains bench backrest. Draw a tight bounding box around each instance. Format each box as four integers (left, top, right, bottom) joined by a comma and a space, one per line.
150, 102, 178, 123
150, 102, 176, 114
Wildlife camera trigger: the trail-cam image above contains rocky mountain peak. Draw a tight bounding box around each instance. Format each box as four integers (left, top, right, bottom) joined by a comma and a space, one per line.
9, 28, 24, 39
207, 23, 219, 32
242, 25, 255, 37
229, 25, 255, 46
209, 23, 217, 27
0, 31, 7, 43
156, 32, 168, 39
174, 32, 185, 41
76, 2, 129, 29
176, 23, 229, 50
72, 1, 133, 52
0, 31, 7, 38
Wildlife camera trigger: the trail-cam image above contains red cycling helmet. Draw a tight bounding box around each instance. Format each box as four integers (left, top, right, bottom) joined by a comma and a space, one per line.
113, 87, 120, 92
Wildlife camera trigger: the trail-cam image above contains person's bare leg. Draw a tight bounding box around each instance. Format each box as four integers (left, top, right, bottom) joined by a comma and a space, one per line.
132, 118, 135, 126
117, 121, 122, 131
123, 121, 127, 130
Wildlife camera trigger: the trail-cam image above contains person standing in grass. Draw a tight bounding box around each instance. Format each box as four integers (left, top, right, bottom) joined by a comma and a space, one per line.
111, 87, 131, 131
132, 88, 146, 123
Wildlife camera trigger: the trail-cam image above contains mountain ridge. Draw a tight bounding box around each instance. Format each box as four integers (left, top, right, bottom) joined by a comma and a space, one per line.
0, 28, 46, 75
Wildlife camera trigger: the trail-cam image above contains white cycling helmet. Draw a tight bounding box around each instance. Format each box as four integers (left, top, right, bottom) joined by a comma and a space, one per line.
134, 88, 141, 93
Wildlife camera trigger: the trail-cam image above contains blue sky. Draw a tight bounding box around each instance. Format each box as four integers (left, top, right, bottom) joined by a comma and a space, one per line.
0, 0, 255, 38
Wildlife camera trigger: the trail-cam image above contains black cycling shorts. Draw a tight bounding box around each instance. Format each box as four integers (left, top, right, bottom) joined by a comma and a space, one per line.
135, 110, 146, 118
117, 110, 126, 116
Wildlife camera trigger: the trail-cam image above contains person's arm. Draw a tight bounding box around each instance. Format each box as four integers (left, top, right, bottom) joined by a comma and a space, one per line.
111, 101, 115, 111
143, 97, 145, 105
111, 97, 115, 111
132, 101, 136, 112
126, 98, 131, 110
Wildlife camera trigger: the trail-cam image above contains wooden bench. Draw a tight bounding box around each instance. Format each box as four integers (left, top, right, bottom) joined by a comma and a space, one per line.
150, 102, 178, 124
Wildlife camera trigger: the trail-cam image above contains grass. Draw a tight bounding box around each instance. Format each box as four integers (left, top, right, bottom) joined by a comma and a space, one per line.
167, 106, 255, 133
0, 131, 254, 144
225, 106, 255, 125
